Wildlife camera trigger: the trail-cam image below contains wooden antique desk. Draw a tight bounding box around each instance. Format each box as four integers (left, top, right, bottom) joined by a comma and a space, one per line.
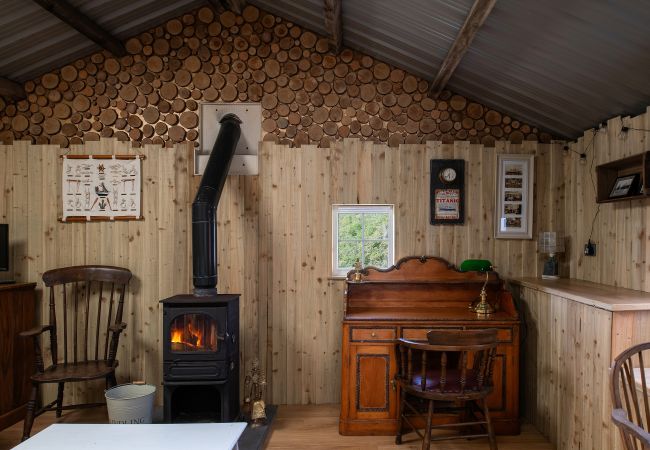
339, 256, 520, 435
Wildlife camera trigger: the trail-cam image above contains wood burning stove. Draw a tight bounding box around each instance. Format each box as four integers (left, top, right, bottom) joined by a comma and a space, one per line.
161, 294, 239, 422
161, 113, 242, 423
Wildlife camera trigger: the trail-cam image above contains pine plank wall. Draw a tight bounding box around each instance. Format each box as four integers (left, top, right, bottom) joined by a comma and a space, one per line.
0, 106, 648, 406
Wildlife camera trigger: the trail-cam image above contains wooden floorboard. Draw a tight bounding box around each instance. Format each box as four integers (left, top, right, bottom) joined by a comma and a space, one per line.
0, 404, 553, 450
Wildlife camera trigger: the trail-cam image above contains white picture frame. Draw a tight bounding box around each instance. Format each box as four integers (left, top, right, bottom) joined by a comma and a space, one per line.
495, 154, 534, 239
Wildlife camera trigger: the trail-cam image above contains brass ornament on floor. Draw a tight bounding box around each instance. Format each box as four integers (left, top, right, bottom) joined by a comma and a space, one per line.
244, 358, 267, 427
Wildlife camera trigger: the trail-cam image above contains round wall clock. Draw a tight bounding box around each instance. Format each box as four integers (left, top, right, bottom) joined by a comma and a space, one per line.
439, 168, 457, 183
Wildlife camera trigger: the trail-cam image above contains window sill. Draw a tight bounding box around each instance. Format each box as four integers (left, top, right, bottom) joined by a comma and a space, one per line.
328, 276, 348, 281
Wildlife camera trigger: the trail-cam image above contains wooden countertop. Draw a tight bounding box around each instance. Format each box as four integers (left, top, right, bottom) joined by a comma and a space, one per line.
510, 277, 650, 312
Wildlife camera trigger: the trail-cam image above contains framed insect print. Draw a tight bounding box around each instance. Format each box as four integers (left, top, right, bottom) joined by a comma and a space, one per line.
430, 159, 465, 225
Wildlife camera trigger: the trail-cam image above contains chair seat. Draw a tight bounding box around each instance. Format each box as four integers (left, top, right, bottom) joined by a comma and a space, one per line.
31, 360, 118, 383
408, 368, 489, 394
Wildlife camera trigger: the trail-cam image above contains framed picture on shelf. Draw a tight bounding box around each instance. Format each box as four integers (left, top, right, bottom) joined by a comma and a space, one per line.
495, 154, 534, 239
608, 174, 640, 198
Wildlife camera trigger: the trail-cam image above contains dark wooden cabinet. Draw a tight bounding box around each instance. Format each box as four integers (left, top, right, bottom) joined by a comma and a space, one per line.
339, 257, 520, 436
0, 282, 36, 431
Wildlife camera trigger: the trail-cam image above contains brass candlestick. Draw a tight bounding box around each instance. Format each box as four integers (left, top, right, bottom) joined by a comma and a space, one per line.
469, 269, 495, 316
353, 259, 363, 282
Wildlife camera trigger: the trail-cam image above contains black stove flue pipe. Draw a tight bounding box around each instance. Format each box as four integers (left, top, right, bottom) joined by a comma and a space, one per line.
192, 113, 242, 293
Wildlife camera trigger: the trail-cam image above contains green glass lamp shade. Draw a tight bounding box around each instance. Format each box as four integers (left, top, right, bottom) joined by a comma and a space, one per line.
459, 259, 493, 272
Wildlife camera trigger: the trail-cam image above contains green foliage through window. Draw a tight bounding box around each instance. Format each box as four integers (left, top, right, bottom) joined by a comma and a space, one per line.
335, 206, 393, 274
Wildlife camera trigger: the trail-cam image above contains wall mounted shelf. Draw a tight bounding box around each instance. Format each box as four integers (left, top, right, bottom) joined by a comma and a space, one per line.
596, 151, 650, 203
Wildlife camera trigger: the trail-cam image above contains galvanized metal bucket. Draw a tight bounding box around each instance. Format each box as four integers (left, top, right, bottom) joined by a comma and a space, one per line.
105, 383, 156, 424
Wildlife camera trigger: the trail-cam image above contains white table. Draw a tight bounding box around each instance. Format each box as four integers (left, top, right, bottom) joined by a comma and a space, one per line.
13, 423, 247, 450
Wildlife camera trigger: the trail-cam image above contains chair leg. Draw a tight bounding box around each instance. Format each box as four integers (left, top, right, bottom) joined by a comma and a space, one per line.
395, 390, 406, 445
107, 372, 117, 389
21, 384, 38, 442
56, 383, 64, 418
421, 399, 434, 450
481, 398, 498, 450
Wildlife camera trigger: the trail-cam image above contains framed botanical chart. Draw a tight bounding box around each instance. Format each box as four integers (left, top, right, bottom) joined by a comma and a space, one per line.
61, 155, 144, 222
495, 154, 534, 239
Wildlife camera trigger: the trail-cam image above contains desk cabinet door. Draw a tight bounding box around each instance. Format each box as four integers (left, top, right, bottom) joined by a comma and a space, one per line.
348, 344, 397, 420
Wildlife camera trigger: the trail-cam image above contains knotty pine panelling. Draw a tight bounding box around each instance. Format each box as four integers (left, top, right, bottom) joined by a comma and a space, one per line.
0, 138, 562, 405
0, 5, 552, 148
0, 139, 259, 406
565, 107, 650, 291
257, 139, 563, 404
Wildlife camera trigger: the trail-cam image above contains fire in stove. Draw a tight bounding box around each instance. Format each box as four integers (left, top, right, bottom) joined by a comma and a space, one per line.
170, 314, 217, 352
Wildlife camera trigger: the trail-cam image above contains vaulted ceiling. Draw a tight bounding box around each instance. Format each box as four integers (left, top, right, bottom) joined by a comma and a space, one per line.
2, 0, 650, 139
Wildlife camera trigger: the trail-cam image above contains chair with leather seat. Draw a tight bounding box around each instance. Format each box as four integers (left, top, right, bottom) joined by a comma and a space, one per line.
20, 265, 132, 441
395, 328, 498, 450
611, 342, 650, 449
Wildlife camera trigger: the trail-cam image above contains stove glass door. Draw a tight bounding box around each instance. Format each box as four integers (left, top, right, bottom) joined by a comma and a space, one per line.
170, 313, 217, 352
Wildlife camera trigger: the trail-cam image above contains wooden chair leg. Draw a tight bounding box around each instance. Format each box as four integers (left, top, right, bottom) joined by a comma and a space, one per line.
56, 382, 65, 418
107, 373, 117, 389
22, 383, 38, 442
481, 398, 498, 450
395, 390, 406, 444
421, 399, 434, 450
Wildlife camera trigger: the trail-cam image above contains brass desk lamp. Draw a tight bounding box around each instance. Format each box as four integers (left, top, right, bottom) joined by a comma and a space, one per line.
460, 259, 495, 316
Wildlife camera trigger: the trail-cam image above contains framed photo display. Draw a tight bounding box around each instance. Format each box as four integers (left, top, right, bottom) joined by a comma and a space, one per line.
609, 174, 640, 198
495, 154, 534, 239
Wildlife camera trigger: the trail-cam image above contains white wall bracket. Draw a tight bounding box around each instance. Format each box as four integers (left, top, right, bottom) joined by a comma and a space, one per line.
195, 102, 261, 176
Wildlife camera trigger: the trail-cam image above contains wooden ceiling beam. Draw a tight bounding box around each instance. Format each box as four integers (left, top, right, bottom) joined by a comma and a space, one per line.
206, 0, 246, 15
323, 0, 343, 53
32, 0, 126, 56
0, 77, 25, 99
428, 0, 496, 98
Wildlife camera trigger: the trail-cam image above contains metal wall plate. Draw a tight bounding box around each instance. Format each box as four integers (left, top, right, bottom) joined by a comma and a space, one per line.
195, 102, 261, 175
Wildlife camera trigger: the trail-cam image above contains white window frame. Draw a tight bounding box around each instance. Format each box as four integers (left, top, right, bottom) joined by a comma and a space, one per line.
331, 204, 395, 277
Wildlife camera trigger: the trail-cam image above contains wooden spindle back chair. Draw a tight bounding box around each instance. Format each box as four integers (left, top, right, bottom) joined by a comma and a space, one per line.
20, 265, 132, 441
611, 342, 650, 450
395, 328, 498, 450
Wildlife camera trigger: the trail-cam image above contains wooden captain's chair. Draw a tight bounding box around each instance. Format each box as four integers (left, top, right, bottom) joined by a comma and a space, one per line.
611, 342, 650, 449
20, 265, 132, 441
395, 328, 498, 450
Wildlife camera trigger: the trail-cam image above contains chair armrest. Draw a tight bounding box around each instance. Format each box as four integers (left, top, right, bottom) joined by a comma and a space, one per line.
108, 323, 127, 333
612, 408, 650, 445
19, 325, 53, 338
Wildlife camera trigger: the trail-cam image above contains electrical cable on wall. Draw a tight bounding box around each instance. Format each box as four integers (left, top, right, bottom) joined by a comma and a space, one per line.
584, 130, 600, 247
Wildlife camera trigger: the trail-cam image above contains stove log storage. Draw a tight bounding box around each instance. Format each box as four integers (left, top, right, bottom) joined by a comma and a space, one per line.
161, 114, 242, 423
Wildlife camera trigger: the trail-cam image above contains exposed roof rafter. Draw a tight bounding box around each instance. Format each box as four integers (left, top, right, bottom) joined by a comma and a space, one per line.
31, 0, 126, 57
206, 0, 246, 15
428, 0, 496, 98
0, 77, 26, 99
323, 0, 343, 54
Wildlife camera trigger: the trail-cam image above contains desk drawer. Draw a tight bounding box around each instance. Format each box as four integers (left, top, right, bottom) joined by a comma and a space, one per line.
350, 327, 396, 342
402, 326, 463, 341
466, 327, 513, 343
402, 327, 513, 343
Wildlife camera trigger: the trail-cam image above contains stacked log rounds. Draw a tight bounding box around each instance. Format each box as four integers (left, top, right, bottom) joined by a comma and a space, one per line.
0, 5, 553, 147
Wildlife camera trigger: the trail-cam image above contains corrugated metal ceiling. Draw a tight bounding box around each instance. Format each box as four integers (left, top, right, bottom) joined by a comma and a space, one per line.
2, 0, 650, 138
0, 0, 204, 82
250, 0, 650, 138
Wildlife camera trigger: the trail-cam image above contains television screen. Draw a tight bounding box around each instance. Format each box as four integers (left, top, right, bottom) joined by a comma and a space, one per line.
0, 224, 8, 271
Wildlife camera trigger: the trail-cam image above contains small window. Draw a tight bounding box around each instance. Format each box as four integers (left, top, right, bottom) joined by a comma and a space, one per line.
332, 204, 394, 277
